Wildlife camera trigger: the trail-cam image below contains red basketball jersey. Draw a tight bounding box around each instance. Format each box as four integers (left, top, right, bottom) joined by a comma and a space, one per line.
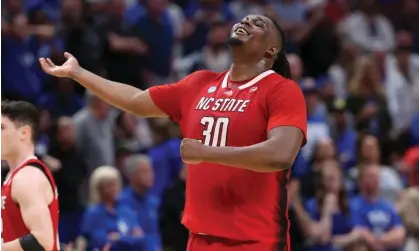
149, 70, 307, 249
1, 157, 59, 250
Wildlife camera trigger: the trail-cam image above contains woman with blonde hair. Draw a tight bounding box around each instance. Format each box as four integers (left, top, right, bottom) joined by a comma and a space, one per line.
346, 55, 392, 140
81, 165, 145, 251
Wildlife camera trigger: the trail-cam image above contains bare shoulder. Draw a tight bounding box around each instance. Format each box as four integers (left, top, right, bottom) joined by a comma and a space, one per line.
12, 166, 51, 202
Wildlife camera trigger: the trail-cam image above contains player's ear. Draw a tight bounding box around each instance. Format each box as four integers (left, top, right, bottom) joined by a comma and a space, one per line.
264, 46, 279, 59
19, 125, 31, 141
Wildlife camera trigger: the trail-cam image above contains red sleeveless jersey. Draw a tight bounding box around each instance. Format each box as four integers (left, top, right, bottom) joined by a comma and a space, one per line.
1, 157, 59, 250
149, 70, 307, 250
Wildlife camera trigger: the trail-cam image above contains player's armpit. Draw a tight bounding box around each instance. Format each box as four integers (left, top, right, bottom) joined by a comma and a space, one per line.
10, 166, 55, 251
200, 126, 304, 172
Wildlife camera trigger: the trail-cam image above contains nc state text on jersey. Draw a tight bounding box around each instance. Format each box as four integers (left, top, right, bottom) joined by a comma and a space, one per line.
195, 97, 250, 112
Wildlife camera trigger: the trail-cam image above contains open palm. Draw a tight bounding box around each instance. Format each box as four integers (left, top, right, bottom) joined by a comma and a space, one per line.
39, 52, 79, 78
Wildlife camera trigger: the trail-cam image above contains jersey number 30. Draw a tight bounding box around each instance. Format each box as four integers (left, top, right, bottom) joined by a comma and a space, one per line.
200, 117, 230, 147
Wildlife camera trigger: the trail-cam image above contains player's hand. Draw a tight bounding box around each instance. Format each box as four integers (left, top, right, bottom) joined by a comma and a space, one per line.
39, 52, 80, 78
181, 138, 205, 164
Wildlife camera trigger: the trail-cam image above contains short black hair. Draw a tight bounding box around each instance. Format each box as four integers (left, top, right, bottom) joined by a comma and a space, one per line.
269, 18, 292, 79
1, 100, 40, 142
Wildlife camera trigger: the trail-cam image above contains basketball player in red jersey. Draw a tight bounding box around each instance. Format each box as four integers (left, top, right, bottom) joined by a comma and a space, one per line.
40, 15, 307, 251
1, 101, 59, 251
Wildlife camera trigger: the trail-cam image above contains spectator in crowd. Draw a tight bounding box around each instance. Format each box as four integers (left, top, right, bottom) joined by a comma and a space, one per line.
175, 21, 231, 76
119, 154, 161, 251
384, 30, 419, 139
287, 53, 304, 83
59, 0, 102, 74
147, 118, 183, 199
301, 78, 330, 160
115, 146, 133, 185
96, 0, 148, 89
351, 164, 406, 251
294, 0, 340, 78
299, 138, 336, 199
329, 99, 357, 172
325, 0, 351, 25
114, 112, 153, 154
2, 0, 23, 21
273, 0, 306, 33
2, 13, 44, 102
349, 135, 403, 203
160, 164, 188, 251
340, 0, 395, 53
73, 91, 115, 204
393, 0, 419, 54
398, 187, 419, 251
401, 146, 419, 187
229, 0, 267, 22
73, 91, 115, 174
291, 160, 362, 251
411, 111, 419, 145
136, 0, 176, 86
182, 0, 234, 54
37, 78, 85, 118
327, 42, 358, 99
81, 165, 145, 251
35, 109, 52, 157
346, 55, 392, 140
49, 117, 87, 245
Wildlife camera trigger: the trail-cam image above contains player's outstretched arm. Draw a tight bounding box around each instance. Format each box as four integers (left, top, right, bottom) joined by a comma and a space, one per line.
39, 53, 167, 118
1, 167, 55, 251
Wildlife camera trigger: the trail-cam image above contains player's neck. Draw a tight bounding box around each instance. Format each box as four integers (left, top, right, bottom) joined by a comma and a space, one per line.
7, 146, 36, 171
230, 52, 268, 82
229, 60, 269, 82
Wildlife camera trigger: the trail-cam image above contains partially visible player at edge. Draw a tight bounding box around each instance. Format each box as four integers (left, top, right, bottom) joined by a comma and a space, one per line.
1, 101, 59, 251
40, 15, 307, 251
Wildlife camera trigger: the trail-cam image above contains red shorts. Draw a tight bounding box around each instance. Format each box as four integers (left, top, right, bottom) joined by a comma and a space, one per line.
186, 233, 280, 251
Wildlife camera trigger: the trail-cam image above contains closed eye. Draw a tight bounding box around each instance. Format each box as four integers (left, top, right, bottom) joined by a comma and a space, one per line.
254, 19, 265, 28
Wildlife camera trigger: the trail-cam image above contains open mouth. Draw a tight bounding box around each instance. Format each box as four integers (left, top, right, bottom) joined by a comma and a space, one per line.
234, 27, 249, 36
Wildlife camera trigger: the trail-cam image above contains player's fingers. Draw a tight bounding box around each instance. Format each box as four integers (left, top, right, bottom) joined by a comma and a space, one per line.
64, 52, 74, 59
39, 58, 50, 72
43, 58, 53, 68
46, 58, 56, 67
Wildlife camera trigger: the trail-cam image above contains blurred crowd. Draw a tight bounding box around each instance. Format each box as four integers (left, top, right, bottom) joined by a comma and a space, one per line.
2, 0, 419, 250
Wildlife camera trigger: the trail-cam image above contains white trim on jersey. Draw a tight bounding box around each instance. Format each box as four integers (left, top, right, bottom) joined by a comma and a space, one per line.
3, 156, 37, 185
221, 70, 275, 90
